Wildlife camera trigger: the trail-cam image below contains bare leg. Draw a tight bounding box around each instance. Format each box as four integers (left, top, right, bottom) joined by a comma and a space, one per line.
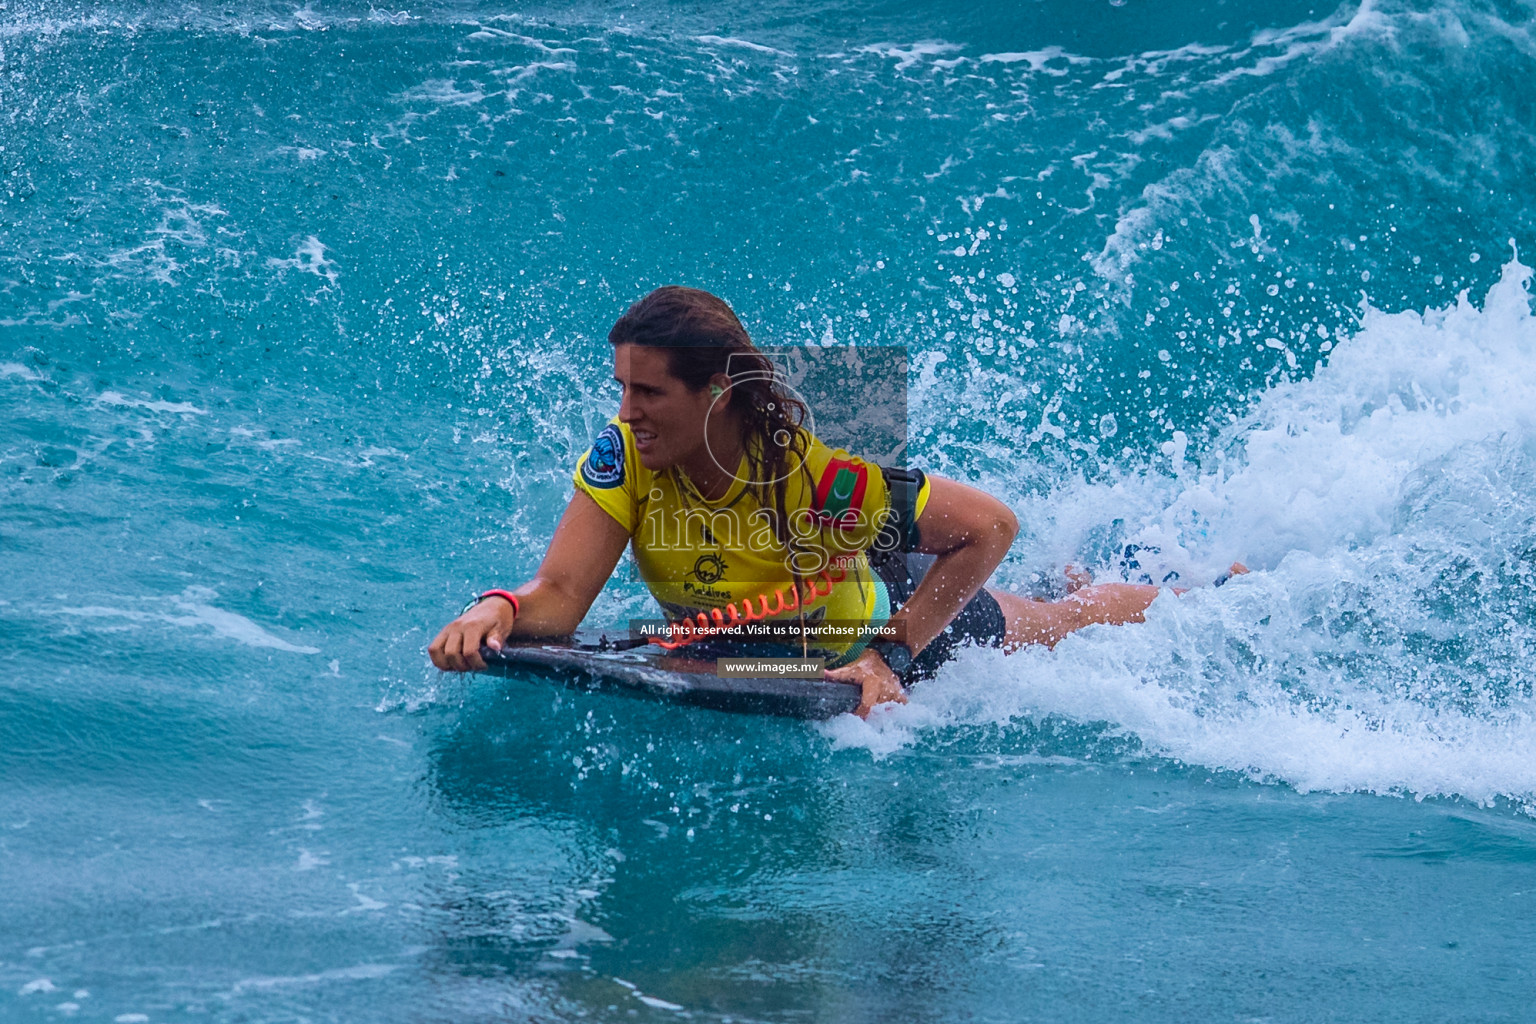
989, 583, 1160, 650
990, 561, 1248, 651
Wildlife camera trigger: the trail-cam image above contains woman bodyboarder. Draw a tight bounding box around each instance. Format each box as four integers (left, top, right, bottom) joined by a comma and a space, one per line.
429, 286, 1243, 717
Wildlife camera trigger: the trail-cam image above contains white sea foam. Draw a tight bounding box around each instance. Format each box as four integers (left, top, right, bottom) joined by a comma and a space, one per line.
0, 6, 419, 36
1086, 3, 1393, 289
395, 78, 488, 107
854, 41, 963, 72
229, 426, 301, 451
54, 586, 319, 654
835, 256, 1536, 811
344, 883, 387, 913
979, 47, 1090, 75
265, 235, 338, 286
167, 589, 321, 654
94, 391, 207, 415
274, 145, 327, 162
498, 61, 578, 85
0, 362, 42, 380
367, 9, 415, 26
92, 187, 242, 285
695, 35, 790, 57
295, 849, 329, 871
1098, 41, 1230, 84
465, 25, 577, 53
637, 994, 685, 1011
224, 962, 399, 996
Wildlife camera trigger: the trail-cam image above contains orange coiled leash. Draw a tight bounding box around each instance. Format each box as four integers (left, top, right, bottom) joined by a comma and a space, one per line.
648, 566, 847, 650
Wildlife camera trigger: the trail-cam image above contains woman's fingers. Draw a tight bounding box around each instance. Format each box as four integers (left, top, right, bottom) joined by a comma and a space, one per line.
428, 625, 455, 671
483, 608, 515, 653
462, 636, 485, 672
461, 621, 490, 671
825, 658, 908, 719
467, 601, 517, 661
428, 619, 486, 672
441, 627, 468, 672
855, 682, 907, 719
429, 601, 519, 673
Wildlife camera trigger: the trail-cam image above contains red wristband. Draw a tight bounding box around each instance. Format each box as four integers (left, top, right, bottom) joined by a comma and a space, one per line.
478, 589, 520, 618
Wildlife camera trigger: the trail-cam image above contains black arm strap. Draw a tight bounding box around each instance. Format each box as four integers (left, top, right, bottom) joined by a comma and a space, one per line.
876, 466, 927, 553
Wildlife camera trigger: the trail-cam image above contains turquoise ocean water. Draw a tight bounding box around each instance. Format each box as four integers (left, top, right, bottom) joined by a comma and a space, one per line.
5, 0, 1536, 1019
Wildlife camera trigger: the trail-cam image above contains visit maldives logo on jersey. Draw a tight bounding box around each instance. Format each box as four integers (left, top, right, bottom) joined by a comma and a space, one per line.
812, 458, 868, 529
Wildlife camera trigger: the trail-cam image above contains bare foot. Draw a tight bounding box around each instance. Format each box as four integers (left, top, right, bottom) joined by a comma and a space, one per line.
1063, 564, 1093, 594
1213, 561, 1250, 587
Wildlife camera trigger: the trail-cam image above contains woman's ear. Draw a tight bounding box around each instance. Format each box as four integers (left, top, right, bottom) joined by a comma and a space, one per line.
708, 374, 732, 401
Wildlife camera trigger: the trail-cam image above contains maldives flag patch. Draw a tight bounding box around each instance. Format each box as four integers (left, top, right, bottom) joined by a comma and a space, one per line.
812, 458, 869, 529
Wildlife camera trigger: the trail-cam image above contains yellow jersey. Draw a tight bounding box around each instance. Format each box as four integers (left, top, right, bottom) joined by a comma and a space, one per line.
573, 420, 929, 662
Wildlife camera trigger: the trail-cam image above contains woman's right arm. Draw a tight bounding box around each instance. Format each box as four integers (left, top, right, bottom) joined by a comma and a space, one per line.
428, 490, 631, 672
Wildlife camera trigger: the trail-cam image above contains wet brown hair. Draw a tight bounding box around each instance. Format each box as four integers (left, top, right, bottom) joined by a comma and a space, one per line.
608, 286, 810, 554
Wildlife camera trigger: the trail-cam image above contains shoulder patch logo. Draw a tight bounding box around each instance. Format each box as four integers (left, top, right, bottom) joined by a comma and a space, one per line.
580, 424, 626, 489
811, 457, 869, 529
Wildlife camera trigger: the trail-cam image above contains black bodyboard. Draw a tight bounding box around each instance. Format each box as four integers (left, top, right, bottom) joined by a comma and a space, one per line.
479, 635, 862, 719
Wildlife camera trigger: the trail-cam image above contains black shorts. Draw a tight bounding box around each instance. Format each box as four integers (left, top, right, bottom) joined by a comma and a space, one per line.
869, 550, 1007, 682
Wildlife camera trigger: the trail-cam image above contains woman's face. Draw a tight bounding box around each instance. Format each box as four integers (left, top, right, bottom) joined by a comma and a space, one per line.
612, 344, 718, 471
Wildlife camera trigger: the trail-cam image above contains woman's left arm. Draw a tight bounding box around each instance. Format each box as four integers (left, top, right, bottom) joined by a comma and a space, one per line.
826, 474, 1017, 716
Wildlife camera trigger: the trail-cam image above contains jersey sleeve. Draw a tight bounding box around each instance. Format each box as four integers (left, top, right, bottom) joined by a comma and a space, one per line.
803, 441, 890, 555
802, 437, 936, 554
572, 419, 640, 534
